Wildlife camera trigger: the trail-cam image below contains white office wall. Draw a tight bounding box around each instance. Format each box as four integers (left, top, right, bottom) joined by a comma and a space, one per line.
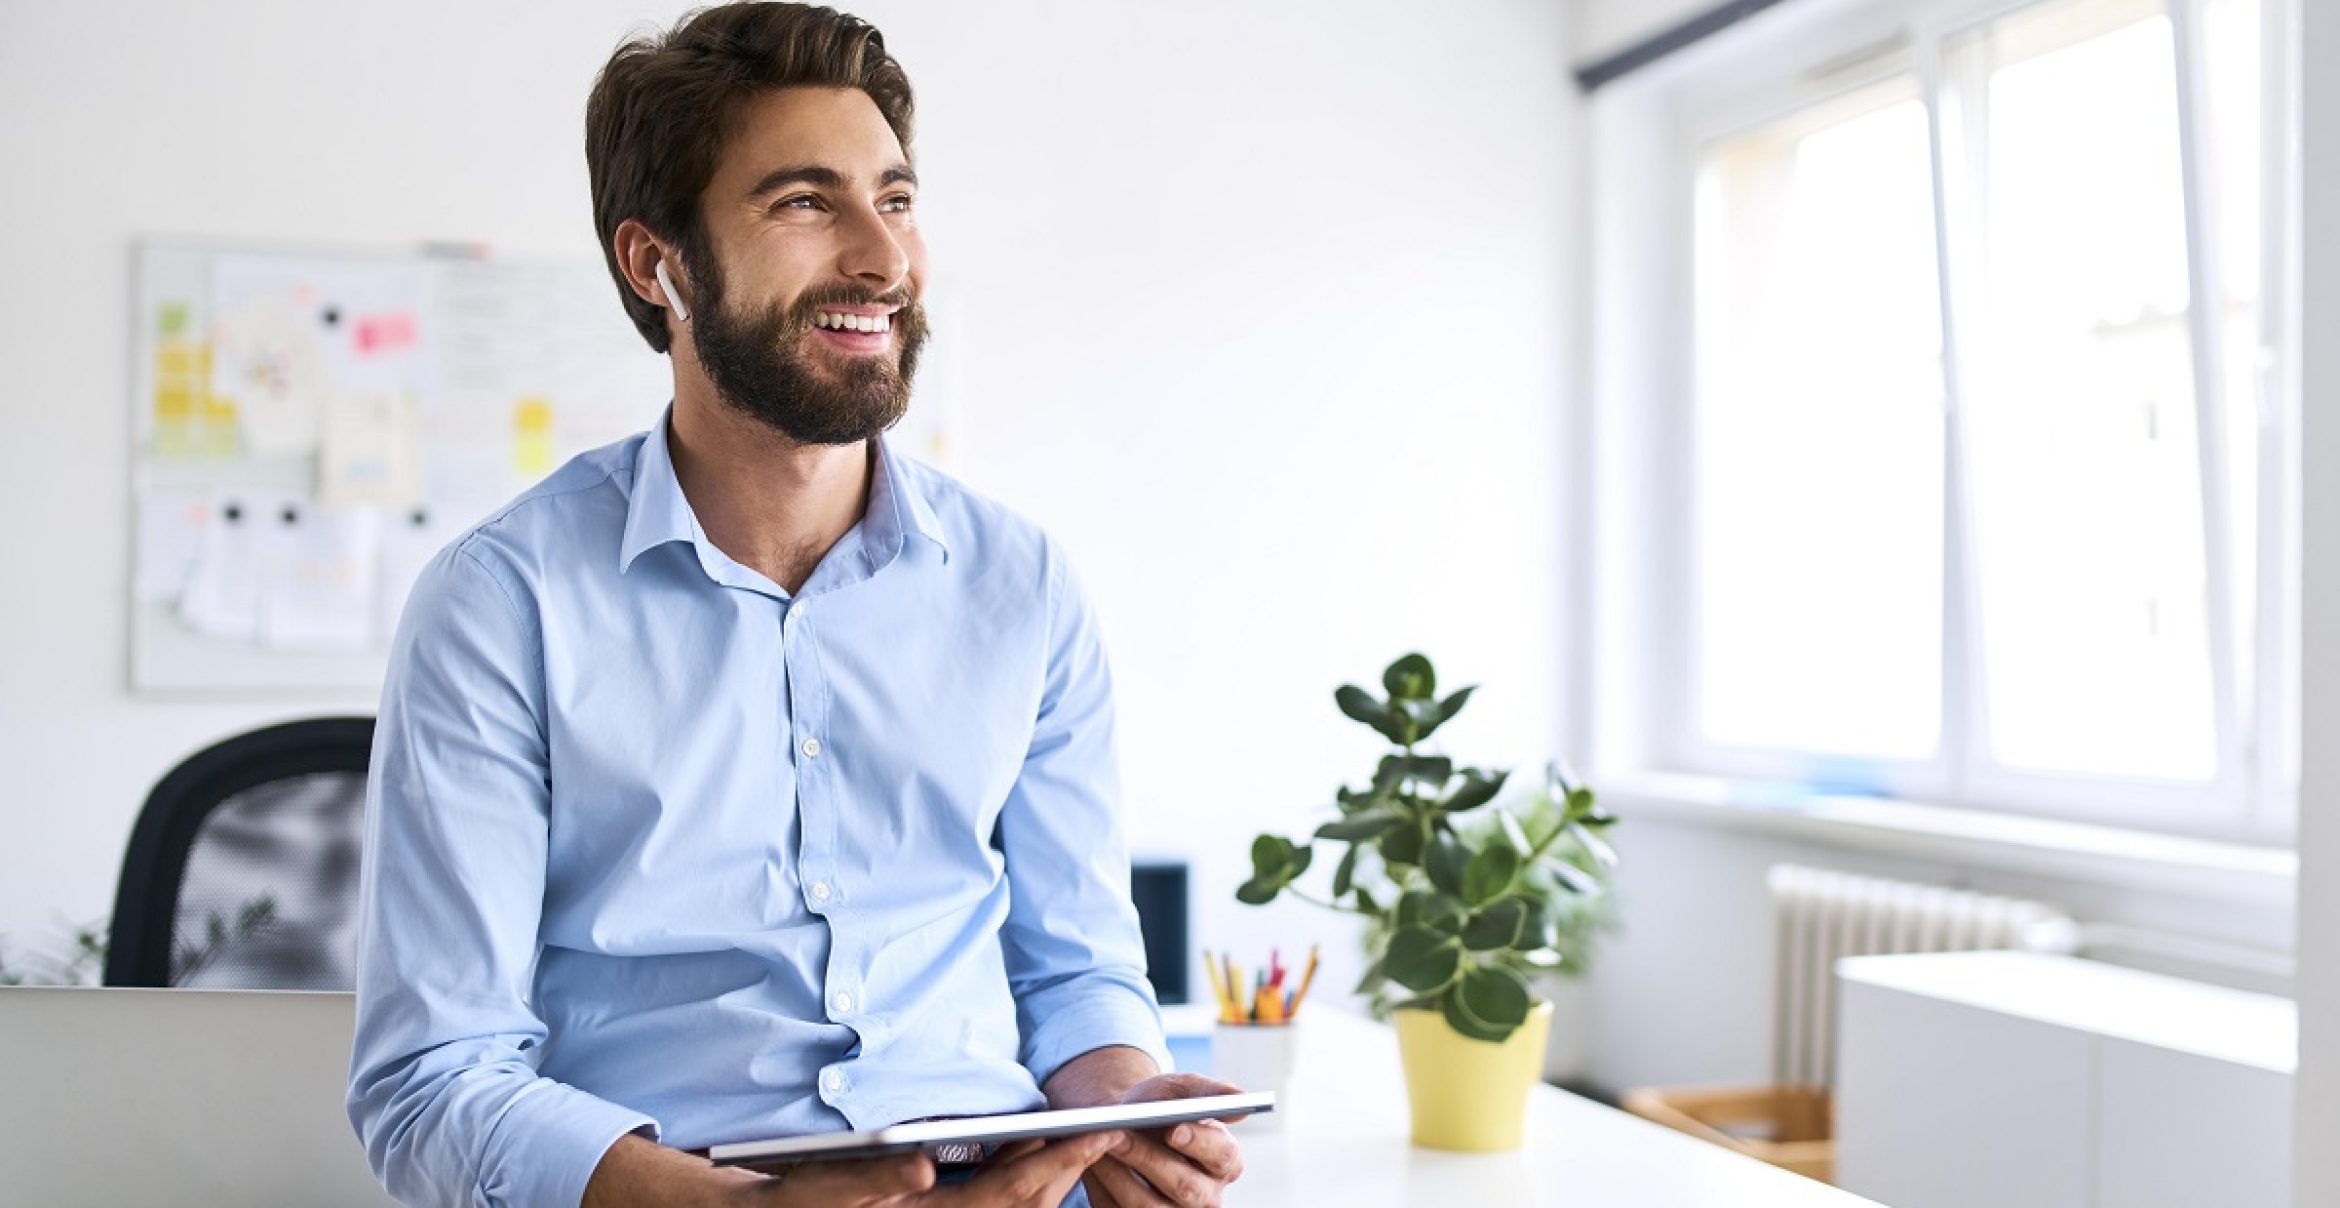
0, 1, 1579, 988
2293, 0, 2338, 1199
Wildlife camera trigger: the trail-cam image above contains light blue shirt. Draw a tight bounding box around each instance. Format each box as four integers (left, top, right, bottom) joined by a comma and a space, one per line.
347, 409, 1167, 1208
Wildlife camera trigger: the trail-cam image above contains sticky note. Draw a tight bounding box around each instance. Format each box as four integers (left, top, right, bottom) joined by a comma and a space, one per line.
514, 396, 555, 477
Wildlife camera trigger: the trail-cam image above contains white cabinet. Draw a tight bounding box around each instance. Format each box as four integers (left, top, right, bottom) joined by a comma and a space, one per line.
1834, 951, 2292, 1208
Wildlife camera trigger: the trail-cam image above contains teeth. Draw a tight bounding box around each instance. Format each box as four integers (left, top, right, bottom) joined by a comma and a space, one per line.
818, 311, 891, 333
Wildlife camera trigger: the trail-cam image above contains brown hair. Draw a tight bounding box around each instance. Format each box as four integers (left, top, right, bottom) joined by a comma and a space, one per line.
585, 3, 916, 353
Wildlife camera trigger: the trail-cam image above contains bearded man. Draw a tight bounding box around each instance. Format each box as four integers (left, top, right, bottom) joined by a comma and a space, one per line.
345, 6, 1244, 1206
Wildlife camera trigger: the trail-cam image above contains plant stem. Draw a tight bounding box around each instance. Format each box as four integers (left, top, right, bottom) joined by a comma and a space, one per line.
1286, 886, 1374, 916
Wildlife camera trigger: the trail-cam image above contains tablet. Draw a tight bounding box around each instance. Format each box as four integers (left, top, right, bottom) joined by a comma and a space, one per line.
706, 1092, 1275, 1167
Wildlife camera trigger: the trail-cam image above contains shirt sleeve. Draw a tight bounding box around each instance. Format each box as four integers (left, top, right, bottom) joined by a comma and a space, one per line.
996, 542, 1171, 1088
346, 544, 656, 1208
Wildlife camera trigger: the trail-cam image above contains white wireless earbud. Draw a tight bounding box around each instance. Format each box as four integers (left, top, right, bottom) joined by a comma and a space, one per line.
654, 260, 691, 322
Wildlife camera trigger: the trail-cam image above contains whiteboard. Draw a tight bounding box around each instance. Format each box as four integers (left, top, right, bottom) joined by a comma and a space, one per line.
129, 240, 677, 691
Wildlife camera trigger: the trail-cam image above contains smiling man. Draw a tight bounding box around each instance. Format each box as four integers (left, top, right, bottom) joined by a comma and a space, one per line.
344, 6, 1243, 1207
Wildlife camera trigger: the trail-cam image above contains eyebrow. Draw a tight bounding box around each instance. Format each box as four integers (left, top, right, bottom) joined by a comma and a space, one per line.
744, 163, 919, 200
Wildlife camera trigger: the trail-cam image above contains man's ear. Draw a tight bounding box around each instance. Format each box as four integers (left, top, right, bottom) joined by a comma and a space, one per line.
612, 218, 689, 321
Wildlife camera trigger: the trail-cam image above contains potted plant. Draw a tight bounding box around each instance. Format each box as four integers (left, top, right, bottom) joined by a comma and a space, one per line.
1235, 652, 1617, 1151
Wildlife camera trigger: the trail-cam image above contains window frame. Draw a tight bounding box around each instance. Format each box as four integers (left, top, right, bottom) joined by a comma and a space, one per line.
1624, 0, 2297, 846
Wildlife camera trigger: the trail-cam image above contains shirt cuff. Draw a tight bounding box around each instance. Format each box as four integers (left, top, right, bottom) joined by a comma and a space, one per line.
477, 1078, 659, 1208
1022, 976, 1172, 1089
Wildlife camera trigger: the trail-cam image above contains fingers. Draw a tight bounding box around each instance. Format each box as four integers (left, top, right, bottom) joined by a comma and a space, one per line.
1101, 1132, 1224, 1207
986, 1139, 1046, 1165
1115, 1073, 1243, 1105
773, 1152, 936, 1204
1087, 1155, 1175, 1208
1164, 1121, 1243, 1184
946, 1132, 1118, 1207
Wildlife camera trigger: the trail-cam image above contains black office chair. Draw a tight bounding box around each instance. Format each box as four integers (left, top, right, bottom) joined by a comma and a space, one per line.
105, 717, 374, 990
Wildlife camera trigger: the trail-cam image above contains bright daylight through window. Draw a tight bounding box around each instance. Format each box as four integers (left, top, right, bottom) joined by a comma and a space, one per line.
1684, 0, 2282, 834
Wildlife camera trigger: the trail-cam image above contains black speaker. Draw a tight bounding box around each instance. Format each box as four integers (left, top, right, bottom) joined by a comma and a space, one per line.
1129, 860, 1190, 1005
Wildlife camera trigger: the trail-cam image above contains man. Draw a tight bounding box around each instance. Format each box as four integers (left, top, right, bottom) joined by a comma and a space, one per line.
345, 5, 1245, 1206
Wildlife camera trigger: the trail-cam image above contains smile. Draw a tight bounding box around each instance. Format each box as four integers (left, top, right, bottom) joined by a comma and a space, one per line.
813, 310, 894, 332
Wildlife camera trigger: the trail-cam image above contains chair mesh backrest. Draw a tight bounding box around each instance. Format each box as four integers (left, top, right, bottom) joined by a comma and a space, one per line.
171, 771, 366, 990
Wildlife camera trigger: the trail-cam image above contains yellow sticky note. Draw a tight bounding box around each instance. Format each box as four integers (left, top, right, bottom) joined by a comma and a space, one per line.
158, 302, 190, 337
154, 380, 195, 421
156, 342, 197, 378
514, 396, 555, 477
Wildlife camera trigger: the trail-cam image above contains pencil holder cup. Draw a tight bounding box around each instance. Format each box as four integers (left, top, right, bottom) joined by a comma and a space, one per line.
1212, 1021, 1298, 1131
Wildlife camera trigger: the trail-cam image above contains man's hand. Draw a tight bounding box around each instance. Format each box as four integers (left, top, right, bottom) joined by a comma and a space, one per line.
585, 1130, 1119, 1208
742, 1133, 1120, 1207
1072, 1072, 1249, 1208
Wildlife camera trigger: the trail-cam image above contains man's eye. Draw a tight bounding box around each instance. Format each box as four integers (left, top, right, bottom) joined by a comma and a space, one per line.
882, 194, 916, 213
773, 195, 821, 213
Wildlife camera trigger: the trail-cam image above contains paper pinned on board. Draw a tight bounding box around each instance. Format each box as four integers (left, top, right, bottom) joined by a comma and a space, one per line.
320, 391, 421, 506
259, 500, 380, 652
376, 506, 452, 643
135, 494, 213, 601
177, 498, 265, 642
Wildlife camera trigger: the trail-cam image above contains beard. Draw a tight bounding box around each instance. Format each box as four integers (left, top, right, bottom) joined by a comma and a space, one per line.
687, 267, 931, 446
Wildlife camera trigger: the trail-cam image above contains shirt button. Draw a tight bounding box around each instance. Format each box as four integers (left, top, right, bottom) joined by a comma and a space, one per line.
801, 737, 823, 758
832, 990, 854, 1014
822, 1068, 846, 1094
809, 881, 833, 902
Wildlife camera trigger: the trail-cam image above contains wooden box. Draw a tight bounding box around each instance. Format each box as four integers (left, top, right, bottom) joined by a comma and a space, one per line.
1621, 1084, 1835, 1184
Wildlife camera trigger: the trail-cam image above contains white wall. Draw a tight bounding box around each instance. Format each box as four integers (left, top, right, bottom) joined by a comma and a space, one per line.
0, 0, 1579, 994
2292, 0, 2338, 1199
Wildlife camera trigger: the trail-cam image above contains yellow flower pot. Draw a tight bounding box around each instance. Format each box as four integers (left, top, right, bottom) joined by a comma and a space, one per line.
1393, 1000, 1554, 1152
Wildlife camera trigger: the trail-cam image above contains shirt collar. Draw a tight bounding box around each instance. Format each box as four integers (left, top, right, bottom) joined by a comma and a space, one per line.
871, 431, 952, 565
619, 406, 951, 575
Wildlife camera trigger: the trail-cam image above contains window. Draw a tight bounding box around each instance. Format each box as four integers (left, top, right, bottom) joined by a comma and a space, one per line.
1668, 0, 2288, 839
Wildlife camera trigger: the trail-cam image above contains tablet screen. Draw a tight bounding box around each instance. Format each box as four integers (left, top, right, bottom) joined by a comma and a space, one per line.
706, 1092, 1275, 1167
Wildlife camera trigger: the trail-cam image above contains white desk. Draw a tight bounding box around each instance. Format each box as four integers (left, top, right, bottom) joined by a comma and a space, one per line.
1226, 1009, 1881, 1207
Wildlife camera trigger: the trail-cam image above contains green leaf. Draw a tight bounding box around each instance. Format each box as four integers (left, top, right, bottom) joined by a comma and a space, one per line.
1316, 808, 1406, 842
1461, 898, 1531, 951
1235, 877, 1281, 906
1439, 986, 1513, 1043
1563, 787, 1599, 823
1379, 820, 1426, 866
1457, 963, 1534, 1030
1352, 886, 1383, 916
1338, 684, 1414, 745
1353, 957, 1388, 996
1463, 843, 1521, 906
1547, 857, 1602, 896
1384, 925, 1462, 992
1334, 684, 1389, 728
1441, 769, 1509, 812
1395, 889, 1466, 934
1382, 653, 1437, 701
1496, 809, 1531, 855
1435, 685, 1477, 724
1424, 835, 1468, 896
1250, 834, 1294, 879
1332, 846, 1360, 898
1375, 754, 1454, 792
1567, 820, 1620, 869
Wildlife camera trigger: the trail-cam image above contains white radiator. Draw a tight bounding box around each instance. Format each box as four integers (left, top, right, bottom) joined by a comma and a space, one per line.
1768, 865, 2078, 1088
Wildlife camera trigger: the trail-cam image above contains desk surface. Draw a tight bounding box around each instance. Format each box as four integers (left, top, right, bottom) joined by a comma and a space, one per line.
1225, 1009, 1881, 1207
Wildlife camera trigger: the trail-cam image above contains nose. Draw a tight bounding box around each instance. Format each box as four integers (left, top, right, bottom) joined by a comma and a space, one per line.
836, 201, 911, 292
